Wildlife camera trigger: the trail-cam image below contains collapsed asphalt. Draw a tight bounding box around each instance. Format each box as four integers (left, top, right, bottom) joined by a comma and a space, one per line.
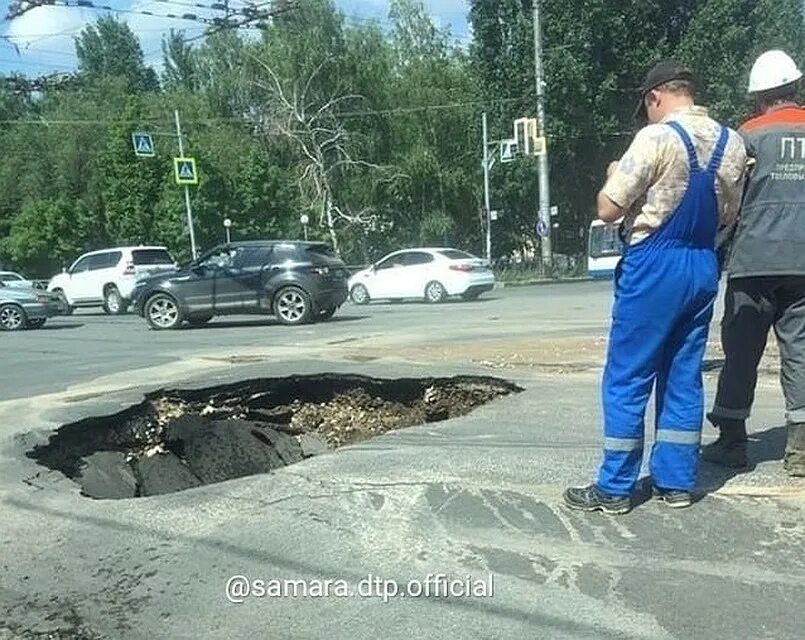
28, 374, 520, 499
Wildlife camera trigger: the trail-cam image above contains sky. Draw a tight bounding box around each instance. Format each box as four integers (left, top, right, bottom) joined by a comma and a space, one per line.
0, 0, 471, 77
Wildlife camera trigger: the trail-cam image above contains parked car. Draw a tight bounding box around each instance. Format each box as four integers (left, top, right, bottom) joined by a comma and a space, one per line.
47, 246, 177, 315
0, 271, 34, 288
348, 248, 495, 304
0, 281, 61, 331
131, 240, 349, 330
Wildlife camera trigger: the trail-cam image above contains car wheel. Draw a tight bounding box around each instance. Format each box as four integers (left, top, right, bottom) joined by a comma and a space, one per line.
350, 284, 370, 305
103, 286, 128, 315
424, 280, 447, 304
273, 286, 312, 325
318, 306, 337, 321
52, 289, 74, 315
27, 318, 47, 329
187, 315, 213, 327
145, 293, 183, 330
0, 303, 27, 331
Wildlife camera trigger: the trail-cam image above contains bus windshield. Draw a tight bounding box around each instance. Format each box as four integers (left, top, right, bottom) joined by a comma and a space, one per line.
589, 224, 622, 258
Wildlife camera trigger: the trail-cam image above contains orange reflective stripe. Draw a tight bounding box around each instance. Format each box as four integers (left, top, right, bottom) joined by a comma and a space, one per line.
741, 106, 805, 133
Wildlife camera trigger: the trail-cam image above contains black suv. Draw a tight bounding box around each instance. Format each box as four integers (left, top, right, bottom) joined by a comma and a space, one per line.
132, 241, 349, 329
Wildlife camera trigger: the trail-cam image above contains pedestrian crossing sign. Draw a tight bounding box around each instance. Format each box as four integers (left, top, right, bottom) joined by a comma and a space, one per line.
132, 132, 155, 157
174, 157, 198, 185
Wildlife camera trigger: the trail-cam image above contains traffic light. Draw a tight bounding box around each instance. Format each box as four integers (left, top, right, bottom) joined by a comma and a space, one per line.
514, 117, 546, 157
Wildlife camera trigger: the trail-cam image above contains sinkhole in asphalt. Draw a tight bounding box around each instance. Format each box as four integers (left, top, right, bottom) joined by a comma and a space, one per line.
27, 373, 522, 499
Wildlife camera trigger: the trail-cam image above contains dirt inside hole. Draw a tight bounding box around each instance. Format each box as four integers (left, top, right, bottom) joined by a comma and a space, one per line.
27, 373, 521, 499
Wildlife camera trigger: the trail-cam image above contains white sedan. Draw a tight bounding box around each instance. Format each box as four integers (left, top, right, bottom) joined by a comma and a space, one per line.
348, 248, 495, 304
0, 271, 34, 288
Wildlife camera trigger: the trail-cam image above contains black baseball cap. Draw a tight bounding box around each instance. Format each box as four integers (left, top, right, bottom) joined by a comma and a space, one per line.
633, 60, 696, 120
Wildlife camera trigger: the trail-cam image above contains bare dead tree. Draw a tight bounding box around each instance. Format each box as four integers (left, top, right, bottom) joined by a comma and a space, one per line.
250, 55, 404, 254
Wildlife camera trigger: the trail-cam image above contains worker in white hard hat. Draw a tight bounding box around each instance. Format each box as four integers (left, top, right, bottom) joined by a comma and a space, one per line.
705, 50, 805, 477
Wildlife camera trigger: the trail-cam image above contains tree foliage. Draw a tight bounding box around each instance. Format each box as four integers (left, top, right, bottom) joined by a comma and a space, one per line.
0, 1, 803, 276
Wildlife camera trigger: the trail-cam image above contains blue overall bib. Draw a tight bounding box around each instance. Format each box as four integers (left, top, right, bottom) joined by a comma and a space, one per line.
597, 121, 729, 496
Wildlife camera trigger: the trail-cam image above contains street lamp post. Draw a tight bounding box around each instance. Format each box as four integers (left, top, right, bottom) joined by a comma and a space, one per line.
223, 217, 232, 244
300, 214, 309, 241
482, 111, 492, 265
532, 0, 553, 269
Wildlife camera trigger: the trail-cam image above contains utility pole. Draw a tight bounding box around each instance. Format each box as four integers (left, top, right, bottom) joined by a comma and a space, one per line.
482, 111, 492, 264
532, 0, 552, 268
174, 109, 198, 259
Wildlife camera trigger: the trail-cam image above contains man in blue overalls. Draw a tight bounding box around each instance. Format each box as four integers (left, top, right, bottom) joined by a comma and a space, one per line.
564, 62, 747, 514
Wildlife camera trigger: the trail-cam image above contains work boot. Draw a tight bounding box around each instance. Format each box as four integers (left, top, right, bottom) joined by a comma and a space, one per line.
563, 484, 631, 515
783, 422, 805, 477
652, 487, 694, 509
701, 415, 748, 468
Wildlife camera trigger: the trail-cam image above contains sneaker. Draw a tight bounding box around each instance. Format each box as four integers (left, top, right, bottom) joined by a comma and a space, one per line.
653, 487, 693, 509
563, 484, 631, 515
701, 433, 748, 468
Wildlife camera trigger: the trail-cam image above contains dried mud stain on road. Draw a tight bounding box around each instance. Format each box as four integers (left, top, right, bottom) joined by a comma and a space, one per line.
347, 335, 783, 376
348, 336, 609, 372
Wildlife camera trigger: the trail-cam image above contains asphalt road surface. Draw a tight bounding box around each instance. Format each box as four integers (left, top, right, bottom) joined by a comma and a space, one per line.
1, 280, 803, 640
1, 282, 613, 401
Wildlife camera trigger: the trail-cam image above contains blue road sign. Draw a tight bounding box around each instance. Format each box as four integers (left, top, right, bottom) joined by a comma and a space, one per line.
132, 132, 155, 157
536, 219, 548, 237
174, 157, 198, 185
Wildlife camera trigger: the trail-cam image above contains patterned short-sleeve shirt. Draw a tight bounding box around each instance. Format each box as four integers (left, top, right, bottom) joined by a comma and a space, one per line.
603, 106, 747, 244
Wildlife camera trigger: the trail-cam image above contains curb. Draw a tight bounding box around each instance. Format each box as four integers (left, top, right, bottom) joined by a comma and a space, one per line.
495, 277, 594, 289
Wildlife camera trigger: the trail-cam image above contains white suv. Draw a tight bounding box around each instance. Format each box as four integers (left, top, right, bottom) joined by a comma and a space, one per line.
48, 246, 177, 314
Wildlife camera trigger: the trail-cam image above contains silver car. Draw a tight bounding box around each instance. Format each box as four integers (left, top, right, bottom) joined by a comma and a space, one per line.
0, 281, 61, 331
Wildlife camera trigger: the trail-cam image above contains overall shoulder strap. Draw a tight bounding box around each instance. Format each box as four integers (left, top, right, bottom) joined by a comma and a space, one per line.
706, 126, 730, 174
667, 120, 700, 171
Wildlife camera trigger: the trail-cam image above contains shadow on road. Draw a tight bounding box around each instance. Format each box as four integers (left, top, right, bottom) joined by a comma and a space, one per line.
69, 312, 123, 318
446, 297, 500, 304
37, 323, 85, 331
360, 296, 499, 307
702, 358, 725, 372
698, 424, 788, 495
182, 315, 370, 330
619, 424, 789, 508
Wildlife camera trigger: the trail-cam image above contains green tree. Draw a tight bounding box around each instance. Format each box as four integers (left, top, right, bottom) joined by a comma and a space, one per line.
162, 30, 198, 92
677, 0, 805, 125
2, 199, 94, 275
3, 1, 803, 276
384, 1, 479, 253
75, 17, 160, 92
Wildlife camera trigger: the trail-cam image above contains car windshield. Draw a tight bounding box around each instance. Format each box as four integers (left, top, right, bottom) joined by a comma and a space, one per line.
0, 272, 22, 280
